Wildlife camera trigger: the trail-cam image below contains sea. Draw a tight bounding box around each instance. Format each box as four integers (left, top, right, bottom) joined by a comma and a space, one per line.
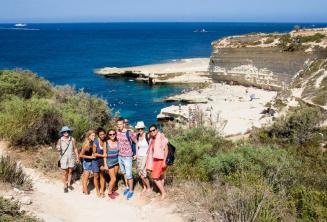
1, 22, 327, 126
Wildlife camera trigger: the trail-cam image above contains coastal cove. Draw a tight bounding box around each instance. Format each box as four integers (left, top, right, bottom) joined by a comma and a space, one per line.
1, 22, 327, 125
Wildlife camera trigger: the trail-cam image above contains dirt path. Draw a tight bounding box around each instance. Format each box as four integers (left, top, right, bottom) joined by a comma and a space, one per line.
0, 141, 183, 222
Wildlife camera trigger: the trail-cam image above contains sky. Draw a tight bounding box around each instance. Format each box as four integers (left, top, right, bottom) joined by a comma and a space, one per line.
0, 0, 326, 23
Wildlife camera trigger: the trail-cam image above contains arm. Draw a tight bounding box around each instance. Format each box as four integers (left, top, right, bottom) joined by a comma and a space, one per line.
56, 139, 61, 152
73, 139, 80, 163
103, 142, 108, 169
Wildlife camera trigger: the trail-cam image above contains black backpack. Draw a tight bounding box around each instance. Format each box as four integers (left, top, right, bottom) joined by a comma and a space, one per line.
166, 142, 176, 166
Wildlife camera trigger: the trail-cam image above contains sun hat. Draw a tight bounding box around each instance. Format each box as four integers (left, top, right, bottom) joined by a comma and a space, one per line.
135, 121, 146, 129
60, 126, 73, 134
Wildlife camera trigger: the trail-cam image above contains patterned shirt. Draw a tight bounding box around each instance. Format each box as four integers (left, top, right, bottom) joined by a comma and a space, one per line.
117, 130, 136, 157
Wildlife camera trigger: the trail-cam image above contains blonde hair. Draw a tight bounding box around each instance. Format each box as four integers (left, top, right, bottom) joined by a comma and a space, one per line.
82, 130, 95, 147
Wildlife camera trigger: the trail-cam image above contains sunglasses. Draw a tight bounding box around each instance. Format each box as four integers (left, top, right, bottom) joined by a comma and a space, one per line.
137, 128, 144, 131
108, 133, 116, 136
149, 129, 156, 133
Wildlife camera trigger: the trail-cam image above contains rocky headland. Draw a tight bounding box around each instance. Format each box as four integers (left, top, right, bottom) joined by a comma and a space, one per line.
95, 58, 211, 85
158, 28, 327, 136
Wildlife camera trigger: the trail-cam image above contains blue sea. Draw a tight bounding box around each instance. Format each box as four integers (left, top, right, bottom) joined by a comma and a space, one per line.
1, 22, 326, 126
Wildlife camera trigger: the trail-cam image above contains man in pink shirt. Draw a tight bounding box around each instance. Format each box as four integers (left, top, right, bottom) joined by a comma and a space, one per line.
116, 118, 137, 200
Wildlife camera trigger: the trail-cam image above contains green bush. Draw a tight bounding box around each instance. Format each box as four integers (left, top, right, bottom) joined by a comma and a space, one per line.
0, 96, 62, 146
0, 71, 113, 145
54, 86, 112, 140
269, 107, 324, 145
0, 156, 32, 190
292, 186, 327, 221
0, 196, 40, 222
0, 70, 52, 101
167, 127, 232, 181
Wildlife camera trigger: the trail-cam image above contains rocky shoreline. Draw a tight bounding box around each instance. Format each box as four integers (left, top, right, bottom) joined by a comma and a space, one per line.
96, 28, 327, 137
95, 58, 211, 85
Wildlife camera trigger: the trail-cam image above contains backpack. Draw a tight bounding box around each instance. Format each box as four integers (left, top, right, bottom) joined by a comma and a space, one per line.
126, 130, 136, 156
166, 142, 176, 166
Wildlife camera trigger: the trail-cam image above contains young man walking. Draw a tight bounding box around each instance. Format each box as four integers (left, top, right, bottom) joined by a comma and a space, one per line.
116, 118, 137, 200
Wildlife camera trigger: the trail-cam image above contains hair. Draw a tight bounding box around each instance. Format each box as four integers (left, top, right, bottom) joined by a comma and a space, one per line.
83, 130, 95, 147
96, 127, 106, 135
149, 124, 158, 130
116, 117, 124, 123
107, 129, 117, 142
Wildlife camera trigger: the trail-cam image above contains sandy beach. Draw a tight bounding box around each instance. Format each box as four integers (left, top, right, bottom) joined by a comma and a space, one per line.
95, 58, 211, 84
158, 83, 277, 136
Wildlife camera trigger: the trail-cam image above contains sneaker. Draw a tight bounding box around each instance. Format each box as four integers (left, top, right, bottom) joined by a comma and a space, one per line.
123, 187, 129, 196
108, 193, 116, 199
112, 191, 120, 196
127, 191, 134, 200
64, 187, 68, 193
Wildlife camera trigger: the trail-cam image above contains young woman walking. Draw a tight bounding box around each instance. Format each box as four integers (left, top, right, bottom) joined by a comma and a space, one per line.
79, 130, 96, 195
56, 126, 79, 193
93, 128, 107, 198
104, 129, 120, 199
135, 121, 151, 193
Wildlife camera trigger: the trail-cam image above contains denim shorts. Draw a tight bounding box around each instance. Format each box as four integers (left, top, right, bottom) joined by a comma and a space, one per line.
118, 156, 133, 180
91, 159, 100, 173
83, 161, 92, 172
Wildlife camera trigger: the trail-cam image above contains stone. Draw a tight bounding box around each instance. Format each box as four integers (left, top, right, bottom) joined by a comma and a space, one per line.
19, 196, 32, 205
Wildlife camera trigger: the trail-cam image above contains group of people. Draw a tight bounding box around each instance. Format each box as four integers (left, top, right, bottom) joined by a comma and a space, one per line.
56, 118, 169, 200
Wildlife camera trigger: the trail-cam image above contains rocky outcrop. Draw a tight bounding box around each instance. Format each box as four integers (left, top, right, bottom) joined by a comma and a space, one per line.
95, 58, 211, 85
209, 29, 327, 90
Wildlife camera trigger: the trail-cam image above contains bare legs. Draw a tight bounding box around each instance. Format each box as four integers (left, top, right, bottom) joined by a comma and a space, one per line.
153, 176, 166, 200
140, 175, 151, 192
94, 171, 105, 197
63, 168, 73, 189
108, 165, 119, 194
82, 171, 90, 194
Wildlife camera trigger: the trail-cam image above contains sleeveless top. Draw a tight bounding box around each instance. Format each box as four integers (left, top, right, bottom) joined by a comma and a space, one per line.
106, 141, 119, 167
94, 139, 105, 158
58, 137, 74, 159
82, 142, 94, 162
137, 135, 149, 157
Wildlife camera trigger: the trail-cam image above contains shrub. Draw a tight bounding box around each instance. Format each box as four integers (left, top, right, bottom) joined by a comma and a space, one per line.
0, 196, 40, 222
269, 107, 324, 145
54, 87, 113, 140
0, 70, 52, 101
167, 127, 232, 181
0, 96, 62, 146
291, 186, 327, 221
0, 156, 32, 190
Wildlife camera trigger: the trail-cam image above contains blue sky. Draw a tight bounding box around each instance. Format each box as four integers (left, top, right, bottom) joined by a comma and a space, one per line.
0, 0, 326, 23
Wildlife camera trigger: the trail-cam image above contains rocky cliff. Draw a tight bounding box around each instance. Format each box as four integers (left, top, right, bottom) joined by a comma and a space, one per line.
209, 28, 327, 90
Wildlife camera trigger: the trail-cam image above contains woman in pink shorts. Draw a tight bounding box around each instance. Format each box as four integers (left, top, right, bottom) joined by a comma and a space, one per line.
146, 124, 168, 200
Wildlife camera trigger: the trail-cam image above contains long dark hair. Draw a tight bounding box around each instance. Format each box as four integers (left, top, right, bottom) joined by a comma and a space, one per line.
107, 129, 117, 142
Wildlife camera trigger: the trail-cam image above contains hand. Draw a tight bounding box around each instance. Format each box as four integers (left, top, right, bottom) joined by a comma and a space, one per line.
133, 155, 137, 160
76, 158, 80, 164
162, 161, 167, 169
103, 154, 107, 158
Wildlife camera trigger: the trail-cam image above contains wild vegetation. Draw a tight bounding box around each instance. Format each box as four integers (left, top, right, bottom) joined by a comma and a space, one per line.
0, 156, 32, 191
0, 70, 113, 146
165, 106, 327, 221
0, 196, 40, 222
0, 70, 326, 221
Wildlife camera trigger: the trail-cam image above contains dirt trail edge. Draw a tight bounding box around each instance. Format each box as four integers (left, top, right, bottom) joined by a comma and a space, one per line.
0, 141, 183, 222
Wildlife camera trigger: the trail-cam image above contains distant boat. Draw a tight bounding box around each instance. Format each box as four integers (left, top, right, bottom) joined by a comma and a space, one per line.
14, 23, 27, 27
193, 28, 208, 33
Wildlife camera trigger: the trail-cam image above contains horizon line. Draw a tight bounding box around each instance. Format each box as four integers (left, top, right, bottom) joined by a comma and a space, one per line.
1, 21, 327, 24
